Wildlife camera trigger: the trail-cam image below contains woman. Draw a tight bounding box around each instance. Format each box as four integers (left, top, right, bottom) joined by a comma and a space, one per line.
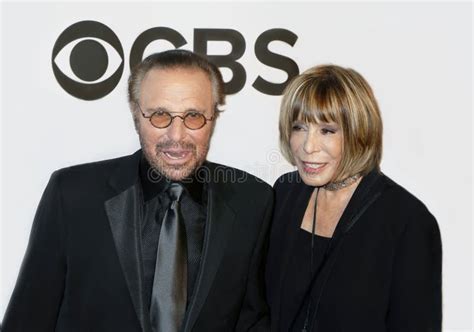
265, 65, 442, 331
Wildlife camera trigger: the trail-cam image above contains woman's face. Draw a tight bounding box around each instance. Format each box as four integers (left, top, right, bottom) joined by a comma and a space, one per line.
290, 120, 343, 187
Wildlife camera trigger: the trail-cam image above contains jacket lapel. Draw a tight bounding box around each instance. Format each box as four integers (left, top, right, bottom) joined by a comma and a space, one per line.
104, 150, 149, 332
182, 163, 237, 332
307, 170, 387, 327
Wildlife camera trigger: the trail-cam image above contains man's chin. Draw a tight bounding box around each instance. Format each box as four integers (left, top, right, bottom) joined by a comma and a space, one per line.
156, 163, 197, 181
163, 169, 193, 181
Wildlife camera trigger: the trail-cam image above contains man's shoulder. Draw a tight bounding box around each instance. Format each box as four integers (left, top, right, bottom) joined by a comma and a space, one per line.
204, 162, 274, 216
52, 151, 138, 186
204, 161, 272, 193
57, 154, 131, 174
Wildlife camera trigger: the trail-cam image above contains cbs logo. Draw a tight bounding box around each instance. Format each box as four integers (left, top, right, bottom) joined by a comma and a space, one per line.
52, 20, 299, 101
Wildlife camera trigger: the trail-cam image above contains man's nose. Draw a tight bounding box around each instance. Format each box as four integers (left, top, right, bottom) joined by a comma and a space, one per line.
166, 116, 187, 141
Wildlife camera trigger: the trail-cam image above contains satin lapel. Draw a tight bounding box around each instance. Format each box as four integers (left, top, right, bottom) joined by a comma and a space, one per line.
182, 176, 236, 332
330, 170, 385, 244
103, 150, 148, 331
275, 181, 314, 332
105, 183, 148, 332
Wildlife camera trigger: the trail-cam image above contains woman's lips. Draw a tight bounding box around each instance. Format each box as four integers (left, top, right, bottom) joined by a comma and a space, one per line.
302, 161, 327, 174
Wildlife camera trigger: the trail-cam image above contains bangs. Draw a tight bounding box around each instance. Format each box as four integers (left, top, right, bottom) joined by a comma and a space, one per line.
290, 77, 345, 125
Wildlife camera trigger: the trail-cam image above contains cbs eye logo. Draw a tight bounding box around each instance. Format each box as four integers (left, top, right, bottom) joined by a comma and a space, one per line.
52, 20, 124, 101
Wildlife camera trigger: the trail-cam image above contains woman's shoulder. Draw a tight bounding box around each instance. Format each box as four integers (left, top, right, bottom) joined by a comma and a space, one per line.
376, 174, 442, 271
273, 170, 302, 191
376, 172, 438, 232
271, 171, 309, 221
272, 171, 312, 205
378, 173, 429, 210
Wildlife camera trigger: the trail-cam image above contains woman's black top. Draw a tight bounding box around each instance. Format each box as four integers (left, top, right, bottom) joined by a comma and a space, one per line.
280, 230, 331, 331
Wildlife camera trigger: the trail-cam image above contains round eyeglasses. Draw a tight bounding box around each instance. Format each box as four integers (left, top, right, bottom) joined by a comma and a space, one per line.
137, 103, 214, 130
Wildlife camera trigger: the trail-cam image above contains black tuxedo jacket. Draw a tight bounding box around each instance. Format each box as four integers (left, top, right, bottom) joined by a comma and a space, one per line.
265, 170, 442, 331
3, 150, 273, 332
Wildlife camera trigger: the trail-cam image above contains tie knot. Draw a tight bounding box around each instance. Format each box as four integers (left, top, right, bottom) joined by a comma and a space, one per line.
167, 183, 184, 202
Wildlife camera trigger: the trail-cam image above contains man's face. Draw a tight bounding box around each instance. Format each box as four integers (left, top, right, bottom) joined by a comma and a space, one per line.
137, 67, 215, 181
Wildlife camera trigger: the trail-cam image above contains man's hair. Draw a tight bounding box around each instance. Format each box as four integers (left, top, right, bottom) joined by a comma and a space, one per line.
279, 64, 383, 181
128, 49, 226, 117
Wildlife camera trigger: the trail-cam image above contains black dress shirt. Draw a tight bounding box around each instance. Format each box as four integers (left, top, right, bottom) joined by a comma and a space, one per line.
139, 157, 208, 311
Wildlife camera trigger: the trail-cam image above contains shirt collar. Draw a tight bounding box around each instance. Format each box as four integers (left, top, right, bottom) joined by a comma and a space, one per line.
139, 155, 206, 205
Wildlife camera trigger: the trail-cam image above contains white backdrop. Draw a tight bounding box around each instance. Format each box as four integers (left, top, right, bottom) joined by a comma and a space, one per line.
1, 1, 472, 330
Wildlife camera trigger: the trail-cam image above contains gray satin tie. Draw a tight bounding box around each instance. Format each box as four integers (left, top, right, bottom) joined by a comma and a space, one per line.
150, 183, 187, 332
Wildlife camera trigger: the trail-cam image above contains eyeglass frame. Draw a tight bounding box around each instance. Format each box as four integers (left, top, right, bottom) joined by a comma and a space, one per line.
135, 102, 215, 130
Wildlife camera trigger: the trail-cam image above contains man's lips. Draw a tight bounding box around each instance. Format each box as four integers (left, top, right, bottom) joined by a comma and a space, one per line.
161, 149, 192, 161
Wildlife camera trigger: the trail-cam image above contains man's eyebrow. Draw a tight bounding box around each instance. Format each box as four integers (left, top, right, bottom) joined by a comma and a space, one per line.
183, 107, 205, 113
144, 106, 207, 114
144, 106, 169, 113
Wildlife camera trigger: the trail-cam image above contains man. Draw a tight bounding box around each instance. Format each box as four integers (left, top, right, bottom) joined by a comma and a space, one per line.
2, 50, 273, 332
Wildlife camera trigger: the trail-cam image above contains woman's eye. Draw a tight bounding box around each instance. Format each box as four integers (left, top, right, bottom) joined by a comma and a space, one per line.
292, 123, 306, 131
321, 128, 336, 134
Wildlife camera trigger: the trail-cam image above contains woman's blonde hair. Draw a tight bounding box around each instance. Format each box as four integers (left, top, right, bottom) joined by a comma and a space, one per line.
279, 64, 383, 181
